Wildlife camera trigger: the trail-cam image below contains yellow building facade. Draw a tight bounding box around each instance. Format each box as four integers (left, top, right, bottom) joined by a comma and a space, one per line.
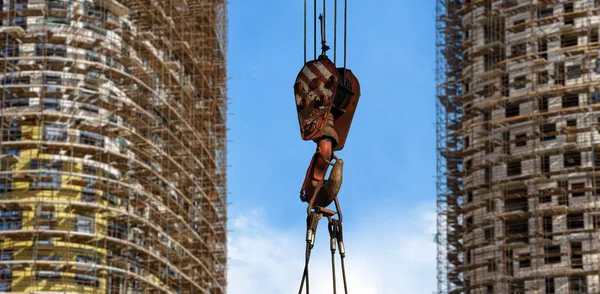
0, 0, 227, 293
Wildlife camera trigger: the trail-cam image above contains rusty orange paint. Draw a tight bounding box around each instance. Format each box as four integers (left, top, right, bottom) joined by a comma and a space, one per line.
295, 55, 361, 209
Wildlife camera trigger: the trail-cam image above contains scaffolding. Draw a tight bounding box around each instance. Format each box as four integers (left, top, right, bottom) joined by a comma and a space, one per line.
436, 0, 600, 293
0, 0, 227, 293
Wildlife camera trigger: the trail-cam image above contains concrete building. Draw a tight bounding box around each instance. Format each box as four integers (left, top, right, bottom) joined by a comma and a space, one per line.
0, 0, 227, 293
437, 0, 600, 293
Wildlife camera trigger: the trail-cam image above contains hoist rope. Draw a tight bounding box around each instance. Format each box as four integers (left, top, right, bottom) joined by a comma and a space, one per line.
304, 0, 348, 64
340, 255, 349, 294
314, 0, 317, 59
298, 213, 319, 294
328, 218, 337, 294
334, 0, 337, 64
343, 0, 347, 69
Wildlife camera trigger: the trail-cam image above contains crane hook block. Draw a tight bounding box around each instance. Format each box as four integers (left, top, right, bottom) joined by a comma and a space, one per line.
293, 55, 361, 151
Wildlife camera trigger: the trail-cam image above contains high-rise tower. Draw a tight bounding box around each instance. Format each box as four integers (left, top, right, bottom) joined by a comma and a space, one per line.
0, 0, 227, 293
437, 0, 600, 293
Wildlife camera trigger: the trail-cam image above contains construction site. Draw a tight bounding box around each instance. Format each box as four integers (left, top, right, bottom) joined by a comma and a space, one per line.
0, 0, 228, 293
436, 0, 600, 293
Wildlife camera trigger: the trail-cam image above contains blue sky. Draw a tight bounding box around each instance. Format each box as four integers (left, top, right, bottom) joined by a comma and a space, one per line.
227, 1, 437, 292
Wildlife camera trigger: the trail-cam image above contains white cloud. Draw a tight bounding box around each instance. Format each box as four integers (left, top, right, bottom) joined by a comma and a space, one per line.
228, 204, 437, 294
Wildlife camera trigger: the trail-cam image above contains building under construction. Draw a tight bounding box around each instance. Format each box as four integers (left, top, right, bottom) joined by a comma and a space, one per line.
436, 0, 600, 293
0, 0, 227, 293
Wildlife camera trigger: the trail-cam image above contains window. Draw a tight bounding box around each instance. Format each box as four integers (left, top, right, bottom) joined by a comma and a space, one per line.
506, 249, 514, 276
36, 210, 55, 230
564, 151, 581, 167
485, 168, 491, 185
506, 218, 528, 243
43, 123, 68, 142
541, 123, 556, 141
86, 51, 100, 62
503, 131, 511, 154
0, 45, 19, 60
570, 275, 586, 293
559, 193, 568, 206
30, 160, 62, 190
539, 193, 552, 203
513, 76, 527, 90
5, 98, 29, 108
519, 254, 531, 268
3, 75, 30, 85
539, 6, 553, 18
562, 34, 578, 48
2, 123, 21, 141
80, 131, 104, 147
571, 242, 583, 269
510, 281, 525, 294
79, 103, 99, 113
76, 255, 100, 265
46, 0, 72, 21
0, 269, 11, 292
0, 210, 22, 231
466, 250, 471, 264
74, 274, 100, 288
515, 133, 527, 147
465, 159, 472, 171
37, 255, 62, 262
556, 62, 566, 86
75, 214, 95, 233
563, 94, 579, 108
592, 93, 600, 104
544, 216, 553, 234
567, 65, 582, 79
545, 278, 555, 294
466, 216, 473, 226
567, 119, 577, 127
565, 17, 575, 26
0, 250, 12, 261
545, 245, 561, 264
37, 239, 55, 247
507, 161, 522, 176
571, 182, 585, 197
539, 96, 549, 112
487, 259, 496, 272
485, 227, 494, 242
44, 74, 62, 93
592, 30, 599, 43
103, 193, 119, 206
36, 44, 67, 58
541, 156, 551, 173
108, 222, 127, 239
505, 197, 528, 212
36, 271, 61, 280
539, 39, 548, 59
487, 285, 493, 294
564, 2, 574, 13
466, 192, 473, 203
43, 98, 60, 111
511, 43, 527, 57
513, 19, 526, 33
568, 213, 585, 229
81, 188, 96, 203
83, 165, 97, 176
538, 71, 549, 84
